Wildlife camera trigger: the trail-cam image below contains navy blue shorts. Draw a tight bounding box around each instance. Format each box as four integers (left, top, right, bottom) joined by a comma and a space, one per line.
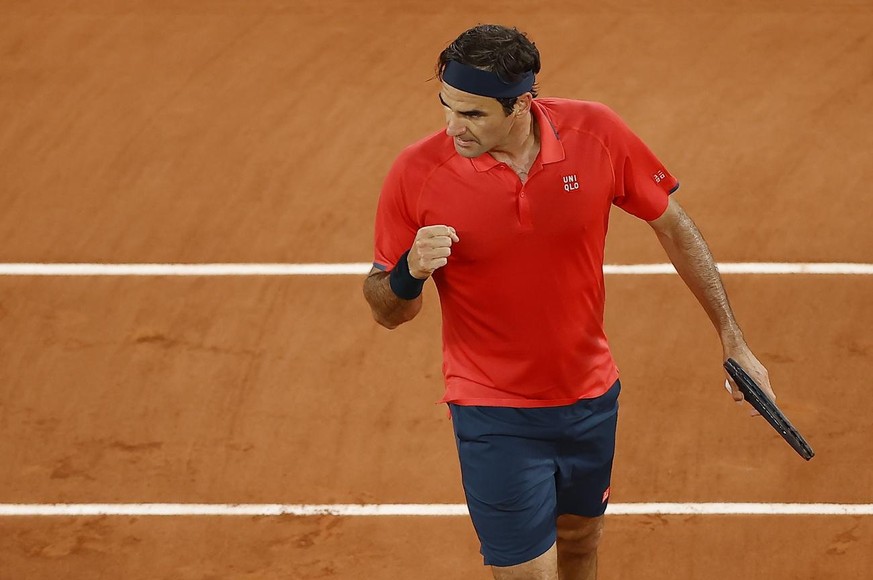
449, 380, 620, 567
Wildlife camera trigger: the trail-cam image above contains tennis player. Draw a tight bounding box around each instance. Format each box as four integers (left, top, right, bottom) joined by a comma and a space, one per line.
363, 24, 776, 580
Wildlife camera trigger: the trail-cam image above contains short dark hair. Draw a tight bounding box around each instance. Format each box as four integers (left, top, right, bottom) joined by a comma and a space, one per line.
437, 24, 541, 115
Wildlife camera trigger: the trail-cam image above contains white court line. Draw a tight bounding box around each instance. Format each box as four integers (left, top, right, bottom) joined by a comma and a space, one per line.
0, 262, 872, 276
1, 503, 872, 517
0, 263, 373, 276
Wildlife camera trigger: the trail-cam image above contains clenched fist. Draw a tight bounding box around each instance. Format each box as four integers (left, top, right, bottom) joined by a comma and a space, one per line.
408, 225, 459, 279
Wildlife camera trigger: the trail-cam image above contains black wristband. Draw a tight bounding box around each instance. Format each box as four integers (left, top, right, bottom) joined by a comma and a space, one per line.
389, 250, 426, 300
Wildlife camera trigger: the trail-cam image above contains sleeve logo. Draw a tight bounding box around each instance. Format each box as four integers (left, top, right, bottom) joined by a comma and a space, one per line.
652, 170, 667, 184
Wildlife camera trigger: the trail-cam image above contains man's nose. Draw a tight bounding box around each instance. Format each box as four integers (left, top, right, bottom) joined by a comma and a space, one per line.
445, 115, 466, 137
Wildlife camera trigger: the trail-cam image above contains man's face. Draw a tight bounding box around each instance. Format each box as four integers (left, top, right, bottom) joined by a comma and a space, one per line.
439, 81, 519, 158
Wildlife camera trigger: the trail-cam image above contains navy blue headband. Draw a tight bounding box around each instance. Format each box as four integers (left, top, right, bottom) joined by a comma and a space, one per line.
441, 60, 535, 98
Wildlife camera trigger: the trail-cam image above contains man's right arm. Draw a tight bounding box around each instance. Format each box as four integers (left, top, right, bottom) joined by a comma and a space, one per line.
363, 225, 459, 330
362, 267, 424, 330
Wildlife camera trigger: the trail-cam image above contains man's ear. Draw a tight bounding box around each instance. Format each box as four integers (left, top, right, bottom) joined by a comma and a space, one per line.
515, 93, 533, 116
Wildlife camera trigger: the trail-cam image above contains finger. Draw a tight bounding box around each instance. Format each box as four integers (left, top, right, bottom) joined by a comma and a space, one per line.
724, 377, 744, 404
724, 378, 760, 416
429, 246, 452, 259
429, 225, 459, 243
428, 257, 448, 269
426, 235, 456, 248
420, 225, 456, 239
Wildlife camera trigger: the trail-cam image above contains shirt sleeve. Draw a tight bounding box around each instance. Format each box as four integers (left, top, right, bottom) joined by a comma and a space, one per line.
372, 155, 420, 271
600, 105, 679, 221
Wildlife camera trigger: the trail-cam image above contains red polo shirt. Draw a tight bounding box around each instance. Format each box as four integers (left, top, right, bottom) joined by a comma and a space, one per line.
373, 99, 678, 407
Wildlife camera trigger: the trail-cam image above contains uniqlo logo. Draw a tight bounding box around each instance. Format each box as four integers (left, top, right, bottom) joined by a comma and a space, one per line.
562, 174, 580, 191
652, 170, 667, 184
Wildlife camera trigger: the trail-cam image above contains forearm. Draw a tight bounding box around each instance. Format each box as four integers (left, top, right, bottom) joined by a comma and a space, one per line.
362, 270, 423, 330
649, 199, 775, 403
653, 207, 744, 348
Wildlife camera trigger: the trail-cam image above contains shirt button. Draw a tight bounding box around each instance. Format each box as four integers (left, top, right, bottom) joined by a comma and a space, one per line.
520, 192, 526, 197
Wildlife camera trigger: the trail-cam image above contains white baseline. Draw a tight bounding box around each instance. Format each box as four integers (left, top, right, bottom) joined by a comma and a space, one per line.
1, 503, 872, 517
0, 262, 872, 276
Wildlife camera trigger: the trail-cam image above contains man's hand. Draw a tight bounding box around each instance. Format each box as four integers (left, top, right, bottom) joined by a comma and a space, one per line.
408, 225, 459, 279
723, 344, 777, 416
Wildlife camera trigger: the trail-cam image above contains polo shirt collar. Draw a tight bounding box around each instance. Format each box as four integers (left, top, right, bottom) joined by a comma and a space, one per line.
469, 99, 566, 172
532, 100, 565, 164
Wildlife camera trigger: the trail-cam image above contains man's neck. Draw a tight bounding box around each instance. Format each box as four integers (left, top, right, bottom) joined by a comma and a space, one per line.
490, 112, 541, 178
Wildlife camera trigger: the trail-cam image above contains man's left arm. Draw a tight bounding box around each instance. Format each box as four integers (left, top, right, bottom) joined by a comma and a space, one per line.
648, 196, 777, 408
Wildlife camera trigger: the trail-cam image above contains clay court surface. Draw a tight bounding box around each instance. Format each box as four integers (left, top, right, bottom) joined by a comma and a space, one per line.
1, 0, 872, 578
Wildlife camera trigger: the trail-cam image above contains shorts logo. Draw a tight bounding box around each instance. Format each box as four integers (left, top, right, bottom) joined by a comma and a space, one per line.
562, 174, 580, 192
602, 487, 611, 503
652, 170, 667, 184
